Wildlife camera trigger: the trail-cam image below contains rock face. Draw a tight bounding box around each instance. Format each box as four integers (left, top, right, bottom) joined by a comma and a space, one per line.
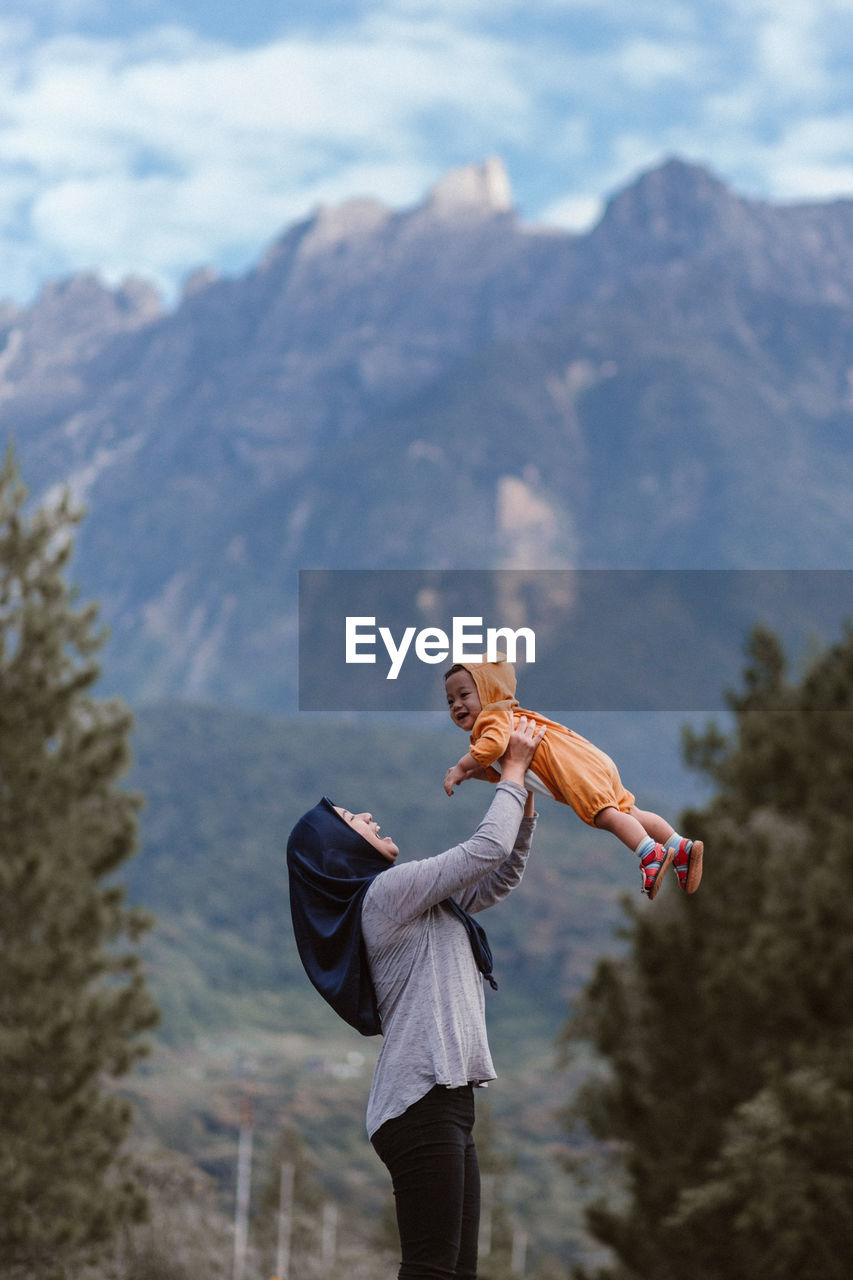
4, 157, 853, 707
423, 156, 514, 216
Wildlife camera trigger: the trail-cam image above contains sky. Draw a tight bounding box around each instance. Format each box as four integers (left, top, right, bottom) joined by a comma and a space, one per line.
2, 0, 853, 306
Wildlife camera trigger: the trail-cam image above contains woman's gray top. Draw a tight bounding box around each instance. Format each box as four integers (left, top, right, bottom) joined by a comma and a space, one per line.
361, 781, 536, 1137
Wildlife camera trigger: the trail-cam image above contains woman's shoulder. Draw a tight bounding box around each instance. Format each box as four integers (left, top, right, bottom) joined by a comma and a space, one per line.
364, 862, 417, 911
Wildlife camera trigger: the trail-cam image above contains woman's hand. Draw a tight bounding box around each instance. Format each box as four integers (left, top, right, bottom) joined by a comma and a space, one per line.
499, 715, 546, 787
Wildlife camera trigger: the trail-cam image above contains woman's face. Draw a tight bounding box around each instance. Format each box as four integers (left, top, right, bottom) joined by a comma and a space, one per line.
334, 807, 399, 862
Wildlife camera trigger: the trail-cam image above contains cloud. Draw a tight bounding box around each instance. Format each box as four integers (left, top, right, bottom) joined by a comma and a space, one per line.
0, 15, 537, 300
536, 0, 853, 228
1, 0, 853, 303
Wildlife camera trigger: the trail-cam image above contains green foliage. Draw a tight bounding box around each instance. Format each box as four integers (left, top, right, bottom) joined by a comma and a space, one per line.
565, 625, 853, 1280
671, 1068, 853, 1280
0, 451, 159, 1277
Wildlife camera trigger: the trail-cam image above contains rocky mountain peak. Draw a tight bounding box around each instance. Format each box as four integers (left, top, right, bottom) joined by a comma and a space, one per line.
420, 156, 514, 218
31, 272, 163, 330
302, 196, 391, 252
256, 195, 392, 277
592, 156, 755, 261
0, 272, 164, 389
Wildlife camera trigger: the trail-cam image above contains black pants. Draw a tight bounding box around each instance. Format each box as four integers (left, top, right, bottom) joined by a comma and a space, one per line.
371, 1084, 480, 1280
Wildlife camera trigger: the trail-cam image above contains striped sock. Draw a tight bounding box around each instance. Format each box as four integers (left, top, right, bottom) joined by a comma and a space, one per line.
635, 836, 656, 859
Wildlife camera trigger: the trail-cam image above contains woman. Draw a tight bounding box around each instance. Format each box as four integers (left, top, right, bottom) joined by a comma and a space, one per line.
287, 716, 544, 1279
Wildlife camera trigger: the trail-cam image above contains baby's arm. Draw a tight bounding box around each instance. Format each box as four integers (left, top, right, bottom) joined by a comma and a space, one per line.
444, 751, 484, 795
445, 705, 514, 795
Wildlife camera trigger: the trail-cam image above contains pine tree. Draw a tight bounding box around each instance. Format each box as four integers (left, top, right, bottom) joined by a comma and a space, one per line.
564, 625, 853, 1280
0, 451, 159, 1277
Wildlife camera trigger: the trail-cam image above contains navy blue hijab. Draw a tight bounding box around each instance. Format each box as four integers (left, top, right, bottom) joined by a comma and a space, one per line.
287, 797, 389, 1036
287, 797, 497, 1037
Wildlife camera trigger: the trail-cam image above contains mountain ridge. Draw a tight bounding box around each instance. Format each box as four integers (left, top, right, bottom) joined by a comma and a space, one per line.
4, 155, 853, 707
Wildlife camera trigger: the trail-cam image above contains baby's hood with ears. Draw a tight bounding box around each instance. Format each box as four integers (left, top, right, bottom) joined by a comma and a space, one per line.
466, 654, 517, 707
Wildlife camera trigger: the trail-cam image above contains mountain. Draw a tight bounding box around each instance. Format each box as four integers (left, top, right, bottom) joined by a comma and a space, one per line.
4, 155, 853, 707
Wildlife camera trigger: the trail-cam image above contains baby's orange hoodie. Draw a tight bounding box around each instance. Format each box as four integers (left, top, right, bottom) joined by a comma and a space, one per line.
461, 656, 635, 827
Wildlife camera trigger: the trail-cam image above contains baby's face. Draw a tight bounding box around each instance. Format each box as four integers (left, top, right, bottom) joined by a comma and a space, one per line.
445, 670, 483, 732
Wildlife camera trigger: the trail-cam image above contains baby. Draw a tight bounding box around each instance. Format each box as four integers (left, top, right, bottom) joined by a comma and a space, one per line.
443, 655, 703, 899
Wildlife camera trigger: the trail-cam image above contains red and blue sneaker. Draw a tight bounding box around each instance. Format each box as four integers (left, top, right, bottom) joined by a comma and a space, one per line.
639, 843, 673, 900
671, 838, 703, 894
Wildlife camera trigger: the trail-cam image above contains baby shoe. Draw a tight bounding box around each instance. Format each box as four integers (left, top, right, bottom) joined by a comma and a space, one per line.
639, 843, 673, 900
671, 838, 703, 894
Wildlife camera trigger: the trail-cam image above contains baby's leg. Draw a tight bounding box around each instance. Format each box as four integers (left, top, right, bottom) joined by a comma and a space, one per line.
596, 805, 675, 900
594, 805, 674, 851
630, 805, 674, 845
594, 806, 651, 851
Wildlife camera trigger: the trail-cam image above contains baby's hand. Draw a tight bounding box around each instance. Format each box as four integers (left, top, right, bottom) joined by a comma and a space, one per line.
444, 765, 465, 796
